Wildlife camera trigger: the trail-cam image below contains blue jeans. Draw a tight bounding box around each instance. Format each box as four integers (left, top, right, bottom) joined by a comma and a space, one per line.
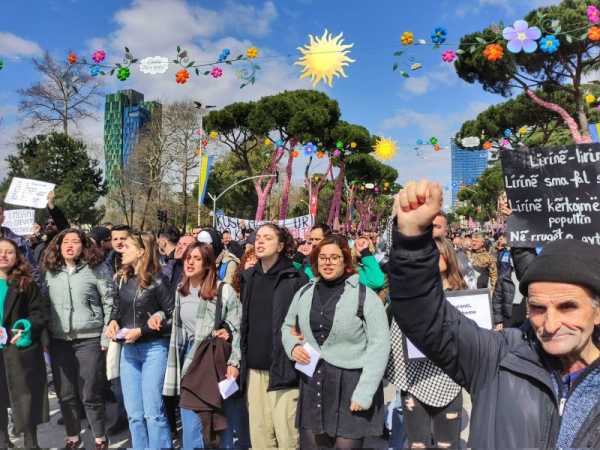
120, 339, 171, 449
181, 407, 204, 449
221, 396, 250, 449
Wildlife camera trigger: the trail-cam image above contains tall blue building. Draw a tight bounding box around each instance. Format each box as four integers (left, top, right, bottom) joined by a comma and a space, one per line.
104, 89, 161, 185
451, 139, 489, 206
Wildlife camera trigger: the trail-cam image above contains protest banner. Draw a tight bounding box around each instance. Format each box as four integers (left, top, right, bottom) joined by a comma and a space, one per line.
3, 209, 36, 236
4, 177, 55, 209
404, 289, 492, 360
500, 144, 600, 247
216, 214, 313, 240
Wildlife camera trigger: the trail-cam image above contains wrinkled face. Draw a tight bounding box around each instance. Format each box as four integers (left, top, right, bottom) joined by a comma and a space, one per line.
0, 241, 17, 272
309, 228, 325, 247
175, 235, 196, 260
184, 247, 204, 278
528, 282, 600, 359
222, 232, 231, 247
61, 232, 83, 262
121, 237, 145, 266
471, 237, 484, 251
244, 254, 258, 270
111, 230, 129, 254
432, 215, 448, 238
255, 227, 283, 259
318, 243, 345, 281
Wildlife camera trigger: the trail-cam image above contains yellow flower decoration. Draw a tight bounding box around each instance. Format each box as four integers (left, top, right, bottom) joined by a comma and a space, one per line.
373, 137, 397, 161
518, 126, 528, 136
246, 47, 259, 59
585, 94, 596, 105
263, 137, 271, 146
209, 130, 219, 140
401, 32, 414, 46
350, 142, 357, 149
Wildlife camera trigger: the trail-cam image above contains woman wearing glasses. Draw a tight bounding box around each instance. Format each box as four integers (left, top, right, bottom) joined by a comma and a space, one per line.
105, 232, 174, 449
282, 234, 390, 449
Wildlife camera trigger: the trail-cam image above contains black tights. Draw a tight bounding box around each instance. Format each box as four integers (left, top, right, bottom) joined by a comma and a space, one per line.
301, 428, 363, 449
0, 407, 39, 448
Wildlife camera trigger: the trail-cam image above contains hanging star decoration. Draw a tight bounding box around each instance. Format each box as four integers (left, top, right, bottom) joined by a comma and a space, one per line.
295, 29, 355, 87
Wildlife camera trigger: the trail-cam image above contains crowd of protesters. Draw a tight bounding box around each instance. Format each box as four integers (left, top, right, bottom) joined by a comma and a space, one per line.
0, 182, 599, 449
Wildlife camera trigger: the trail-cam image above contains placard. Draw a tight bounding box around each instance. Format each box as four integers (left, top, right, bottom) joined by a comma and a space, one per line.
404, 289, 492, 360
216, 214, 313, 240
500, 145, 600, 247
4, 177, 55, 209
3, 209, 35, 236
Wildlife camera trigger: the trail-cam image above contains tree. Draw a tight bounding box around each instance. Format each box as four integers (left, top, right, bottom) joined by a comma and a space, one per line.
455, 163, 504, 222
18, 52, 103, 136
1, 133, 106, 224
455, 0, 600, 144
249, 90, 341, 221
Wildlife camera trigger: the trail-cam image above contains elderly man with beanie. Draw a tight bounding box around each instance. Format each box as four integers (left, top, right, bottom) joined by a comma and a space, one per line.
388, 179, 600, 449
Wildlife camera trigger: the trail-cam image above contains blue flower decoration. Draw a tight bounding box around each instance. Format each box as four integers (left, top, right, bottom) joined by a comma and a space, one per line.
503, 128, 512, 138
276, 139, 284, 147
303, 142, 316, 156
416, 139, 424, 145
431, 27, 447, 45
540, 35, 560, 54
90, 65, 101, 77
218, 48, 231, 62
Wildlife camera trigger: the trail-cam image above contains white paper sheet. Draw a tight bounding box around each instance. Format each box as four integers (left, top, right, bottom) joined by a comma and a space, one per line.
5, 177, 55, 209
3, 209, 35, 235
294, 342, 320, 377
218, 378, 240, 400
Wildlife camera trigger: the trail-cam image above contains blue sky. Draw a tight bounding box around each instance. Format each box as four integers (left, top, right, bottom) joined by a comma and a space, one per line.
0, 0, 561, 206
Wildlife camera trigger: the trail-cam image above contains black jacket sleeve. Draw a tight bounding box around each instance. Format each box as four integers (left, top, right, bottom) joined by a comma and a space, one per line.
48, 205, 69, 231
388, 225, 507, 393
141, 276, 174, 336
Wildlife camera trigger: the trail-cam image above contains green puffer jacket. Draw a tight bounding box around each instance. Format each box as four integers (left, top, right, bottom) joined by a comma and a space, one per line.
44, 263, 114, 347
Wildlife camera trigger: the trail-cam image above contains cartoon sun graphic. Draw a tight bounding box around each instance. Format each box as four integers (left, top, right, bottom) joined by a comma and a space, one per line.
373, 137, 398, 161
295, 29, 355, 88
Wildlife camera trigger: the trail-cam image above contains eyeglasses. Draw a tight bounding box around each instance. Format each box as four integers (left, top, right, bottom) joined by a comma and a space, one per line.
318, 254, 342, 264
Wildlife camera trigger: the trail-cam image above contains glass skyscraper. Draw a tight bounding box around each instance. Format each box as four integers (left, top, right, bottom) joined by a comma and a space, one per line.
450, 139, 489, 206
104, 89, 161, 185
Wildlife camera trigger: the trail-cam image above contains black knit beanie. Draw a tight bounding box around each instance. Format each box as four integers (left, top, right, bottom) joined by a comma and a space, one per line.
520, 239, 600, 297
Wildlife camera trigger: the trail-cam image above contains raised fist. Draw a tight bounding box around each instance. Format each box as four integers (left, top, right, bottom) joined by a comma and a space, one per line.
394, 179, 443, 237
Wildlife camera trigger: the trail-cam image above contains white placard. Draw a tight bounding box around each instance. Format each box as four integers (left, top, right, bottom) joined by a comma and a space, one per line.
216, 214, 314, 240
4, 177, 55, 209
3, 209, 35, 236
294, 342, 321, 377
405, 289, 492, 360
218, 378, 240, 400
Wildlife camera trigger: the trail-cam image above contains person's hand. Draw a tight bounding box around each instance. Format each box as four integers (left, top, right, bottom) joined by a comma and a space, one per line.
498, 192, 512, 217
9, 329, 23, 345
213, 328, 231, 341
292, 344, 311, 365
147, 313, 163, 331
350, 401, 365, 412
226, 365, 240, 380
355, 237, 370, 253
394, 179, 443, 237
494, 323, 504, 331
298, 242, 312, 256
47, 191, 55, 209
105, 320, 119, 339
290, 327, 304, 340
125, 328, 142, 344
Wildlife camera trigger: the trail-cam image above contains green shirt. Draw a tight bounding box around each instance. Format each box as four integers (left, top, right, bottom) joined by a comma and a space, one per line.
0, 278, 7, 327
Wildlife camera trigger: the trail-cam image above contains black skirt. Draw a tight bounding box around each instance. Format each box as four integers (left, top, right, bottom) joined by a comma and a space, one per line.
296, 358, 384, 439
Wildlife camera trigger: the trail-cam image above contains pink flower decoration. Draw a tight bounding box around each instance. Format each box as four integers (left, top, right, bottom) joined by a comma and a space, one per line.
92, 50, 106, 64
588, 5, 600, 24
332, 149, 341, 157
502, 138, 510, 146
441, 50, 456, 63
210, 67, 223, 78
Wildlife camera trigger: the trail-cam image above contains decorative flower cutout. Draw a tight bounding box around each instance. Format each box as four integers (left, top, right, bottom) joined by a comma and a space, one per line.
429, 137, 439, 145
588, 26, 600, 41
585, 94, 596, 105
90, 65, 101, 77
291, 150, 300, 158
504, 128, 512, 138
483, 43, 504, 61
209, 131, 219, 140
502, 20, 541, 53
442, 50, 456, 63
67, 52, 77, 65
92, 50, 106, 64
416, 139, 424, 145
336, 140, 344, 149
518, 126, 529, 136
483, 141, 493, 150
176, 69, 190, 84
303, 142, 316, 156
588, 5, 600, 24
332, 149, 342, 157
350, 142, 357, 149
401, 32, 414, 46
246, 47, 259, 59
263, 138, 271, 146
211, 67, 223, 78
539, 35, 560, 54
218, 48, 231, 62
117, 67, 130, 81
316, 151, 325, 159
434, 144, 441, 152
431, 27, 447, 45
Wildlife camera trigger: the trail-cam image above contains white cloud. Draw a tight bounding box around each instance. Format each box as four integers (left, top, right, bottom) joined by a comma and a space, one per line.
0, 32, 42, 58
400, 64, 459, 96
223, 0, 278, 37
403, 77, 430, 95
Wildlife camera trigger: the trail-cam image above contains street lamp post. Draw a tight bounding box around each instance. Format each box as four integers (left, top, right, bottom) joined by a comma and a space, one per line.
207, 174, 277, 228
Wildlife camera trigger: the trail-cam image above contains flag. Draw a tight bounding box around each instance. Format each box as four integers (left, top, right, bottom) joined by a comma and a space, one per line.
198, 154, 214, 206
588, 123, 600, 143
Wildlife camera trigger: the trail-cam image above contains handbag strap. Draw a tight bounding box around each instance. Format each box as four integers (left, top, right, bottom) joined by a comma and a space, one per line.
213, 282, 225, 331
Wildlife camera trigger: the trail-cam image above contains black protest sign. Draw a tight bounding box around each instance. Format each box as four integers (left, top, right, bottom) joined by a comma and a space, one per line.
500, 144, 600, 247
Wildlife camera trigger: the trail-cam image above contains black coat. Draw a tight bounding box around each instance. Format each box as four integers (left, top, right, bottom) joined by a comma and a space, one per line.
0, 281, 49, 433
388, 227, 600, 449
239, 258, 308, 392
